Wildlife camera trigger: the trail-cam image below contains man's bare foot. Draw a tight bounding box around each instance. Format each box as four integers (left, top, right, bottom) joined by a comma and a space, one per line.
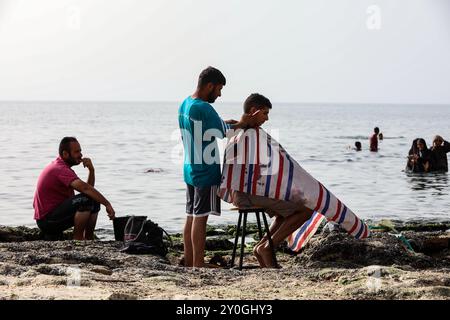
253, 245, 265, 268
256, 244, 277, 268
253, 242, 267, 268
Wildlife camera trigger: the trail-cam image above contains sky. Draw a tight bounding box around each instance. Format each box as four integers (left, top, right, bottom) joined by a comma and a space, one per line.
0, 0, 449, 104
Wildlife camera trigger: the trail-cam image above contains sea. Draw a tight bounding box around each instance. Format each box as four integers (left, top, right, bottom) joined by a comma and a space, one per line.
0, 101, 449, 238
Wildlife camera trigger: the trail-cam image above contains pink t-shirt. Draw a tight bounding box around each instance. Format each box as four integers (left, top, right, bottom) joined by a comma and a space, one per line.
33, 157, 79, 220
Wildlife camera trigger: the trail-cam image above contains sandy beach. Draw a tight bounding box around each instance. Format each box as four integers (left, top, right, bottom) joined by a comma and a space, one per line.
1, 221, 449, 300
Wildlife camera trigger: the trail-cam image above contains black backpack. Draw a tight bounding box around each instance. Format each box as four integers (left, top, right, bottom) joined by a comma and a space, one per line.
120, 216, 172, 256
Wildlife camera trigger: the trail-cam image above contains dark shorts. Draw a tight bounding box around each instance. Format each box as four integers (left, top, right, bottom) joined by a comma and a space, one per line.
36, 193, 100, 234
186, 184, 221, 217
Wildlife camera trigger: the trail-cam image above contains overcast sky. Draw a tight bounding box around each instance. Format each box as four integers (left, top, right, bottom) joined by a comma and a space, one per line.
0, 0, 449, 104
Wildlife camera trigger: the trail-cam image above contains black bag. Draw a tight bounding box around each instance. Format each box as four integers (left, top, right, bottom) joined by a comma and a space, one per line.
120, 216, 172, 256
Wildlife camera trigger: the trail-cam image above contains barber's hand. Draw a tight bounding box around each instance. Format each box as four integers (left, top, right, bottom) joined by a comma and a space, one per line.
240, 113, 258, 128
82, 158, 94, 171
225, 119, 238, 125
106, 204, 115, 220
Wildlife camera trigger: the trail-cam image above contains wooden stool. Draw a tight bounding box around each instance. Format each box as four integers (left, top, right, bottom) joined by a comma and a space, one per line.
230, 207, 278, 270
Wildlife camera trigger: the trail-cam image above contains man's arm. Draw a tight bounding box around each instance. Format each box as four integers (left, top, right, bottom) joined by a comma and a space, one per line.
87, 170, 95, 187
82, 158, 95, 187
227, 113, 256, 130
443, 140, 450, 153
207, 110, 256, 138
70, 179, 115, 219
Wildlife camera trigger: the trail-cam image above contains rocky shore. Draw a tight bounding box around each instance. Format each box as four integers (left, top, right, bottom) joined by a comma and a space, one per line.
0, 220, 449, 300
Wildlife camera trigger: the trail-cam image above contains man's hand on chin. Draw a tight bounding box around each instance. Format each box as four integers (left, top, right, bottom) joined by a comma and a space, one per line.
82, 158, 94, 171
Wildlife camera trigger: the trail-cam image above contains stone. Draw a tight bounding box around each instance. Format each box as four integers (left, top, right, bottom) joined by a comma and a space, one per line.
91, 266, 113, 276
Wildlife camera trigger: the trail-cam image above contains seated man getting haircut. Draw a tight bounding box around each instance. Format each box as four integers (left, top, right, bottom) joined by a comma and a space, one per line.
220, 94, 369, 268
33, 137, 115, 240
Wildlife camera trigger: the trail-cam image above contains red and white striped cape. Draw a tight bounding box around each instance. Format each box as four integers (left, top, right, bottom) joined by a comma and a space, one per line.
219, 128, 370, 251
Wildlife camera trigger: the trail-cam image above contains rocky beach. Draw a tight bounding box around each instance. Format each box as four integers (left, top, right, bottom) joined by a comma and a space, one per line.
0, 220, 449, 300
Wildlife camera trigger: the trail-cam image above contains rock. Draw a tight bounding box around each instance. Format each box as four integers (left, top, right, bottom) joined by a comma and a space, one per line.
422, 237, 449, 254
0, 226, 42, 242
294, 232, 446, 269
205, 238, 234, 251
222, 223, 260, 237
205, 225, 227, 236
108, 292, 138, 300
0, 263, 28, 276
0, 226, 76, 242
91, 266, 113, 276
208, 254, 228, 268
0, 240, 171, 275
34, 264, 67, 276
375, 220, 450, 233
1, 222, 450, 300
430, 286, 450, 297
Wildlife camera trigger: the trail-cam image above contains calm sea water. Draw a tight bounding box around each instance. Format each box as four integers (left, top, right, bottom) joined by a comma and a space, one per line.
0, 102, 449, 236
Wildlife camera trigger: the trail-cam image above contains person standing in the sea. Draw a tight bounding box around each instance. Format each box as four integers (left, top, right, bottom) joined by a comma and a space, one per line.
430, 135, 450, 172
407, 138, 432, 173
370, 127, 380, 152
178, 67, 252, 268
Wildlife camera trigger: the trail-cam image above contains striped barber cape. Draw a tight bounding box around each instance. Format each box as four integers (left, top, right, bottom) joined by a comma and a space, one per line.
219, 128, 370, 251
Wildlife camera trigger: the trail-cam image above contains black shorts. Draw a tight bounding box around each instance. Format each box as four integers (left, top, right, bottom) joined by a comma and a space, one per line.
186, 184, 221, 217
36, 193, 100, 234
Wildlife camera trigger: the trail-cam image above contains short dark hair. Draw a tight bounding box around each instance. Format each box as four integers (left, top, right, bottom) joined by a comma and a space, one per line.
197, 66, 226, 88
243, 93, 272, 113
355, 141, 362, 148
374, 127, 380, 134
59, 137, 78, 157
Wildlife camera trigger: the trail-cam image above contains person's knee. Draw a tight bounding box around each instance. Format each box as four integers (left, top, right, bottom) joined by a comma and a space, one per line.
74, 210, 91, 222
193, 215, 208, 225
185, 216, 194, 224
273, 215, 285, 222
76, 194, 100, 213
91, 201, 100, 214
88, 212, 98, 222
295, 205, 313, 218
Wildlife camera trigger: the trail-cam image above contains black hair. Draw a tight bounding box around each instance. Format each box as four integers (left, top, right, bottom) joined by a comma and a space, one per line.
59, 137, 78, 157
243, 93, 272, 114
409, 138, 419, 155
197, 66, 226, 88
416, 138, 428, 150
374, 127, 380, 134
355, 141, 362, 148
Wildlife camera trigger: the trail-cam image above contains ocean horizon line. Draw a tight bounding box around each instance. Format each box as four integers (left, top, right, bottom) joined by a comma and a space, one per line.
1, 100, 449, 107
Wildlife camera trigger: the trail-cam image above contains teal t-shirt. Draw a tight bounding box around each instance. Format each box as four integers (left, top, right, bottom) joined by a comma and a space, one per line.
178, 96, 230, 187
